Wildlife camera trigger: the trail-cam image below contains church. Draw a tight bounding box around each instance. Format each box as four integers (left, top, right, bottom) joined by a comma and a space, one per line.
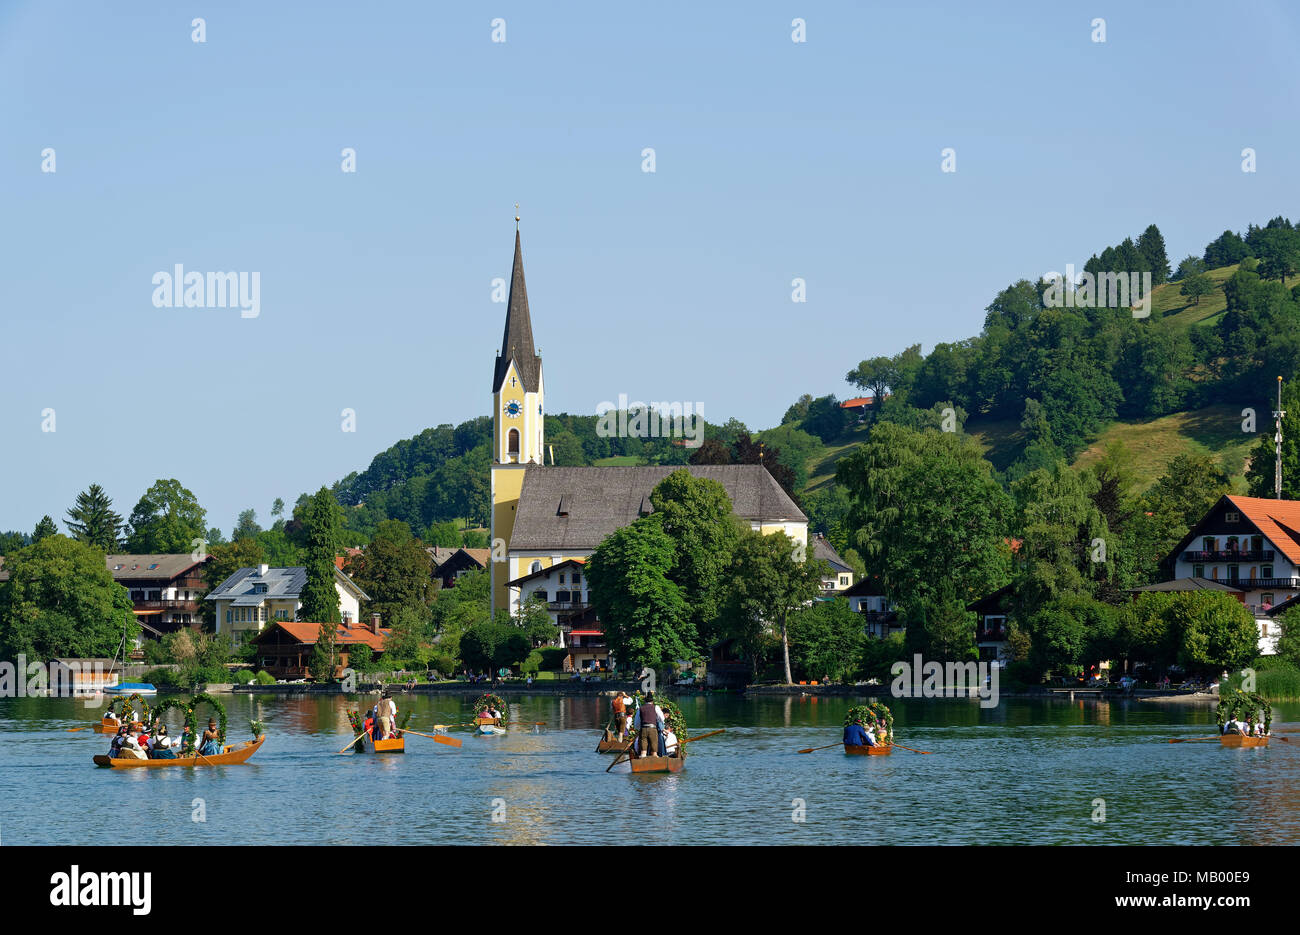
488, 226, 809, 632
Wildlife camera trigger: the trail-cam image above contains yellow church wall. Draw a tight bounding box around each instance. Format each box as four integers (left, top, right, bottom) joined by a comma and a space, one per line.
490, 464, 527, 614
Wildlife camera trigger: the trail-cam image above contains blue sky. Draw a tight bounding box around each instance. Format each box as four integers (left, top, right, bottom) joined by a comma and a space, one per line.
2, 1, 1299, 536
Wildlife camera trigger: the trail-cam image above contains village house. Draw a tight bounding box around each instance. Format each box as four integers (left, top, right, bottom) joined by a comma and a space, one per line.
1162, 494, 1294, 654
429, 546, 491, 590
251, 614, 389, 680
811, 534, 854, 593
106, 553, 212, 638
206, 564, 370, 646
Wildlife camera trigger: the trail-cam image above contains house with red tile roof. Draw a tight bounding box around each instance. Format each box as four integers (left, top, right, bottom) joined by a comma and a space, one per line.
251, 615, 390, 679
1163, 494, 1299, 654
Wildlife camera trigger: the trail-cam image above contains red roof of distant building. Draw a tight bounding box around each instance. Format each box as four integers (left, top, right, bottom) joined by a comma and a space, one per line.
1227, 496, 1300, 567
840, 394, 889, 409
263, 620, 389, 651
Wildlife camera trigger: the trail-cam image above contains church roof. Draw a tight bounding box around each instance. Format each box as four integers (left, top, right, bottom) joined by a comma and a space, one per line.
509, 465, 806, 551
493, 230, 542, 393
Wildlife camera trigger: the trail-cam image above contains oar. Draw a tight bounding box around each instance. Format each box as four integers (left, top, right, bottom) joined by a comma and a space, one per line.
400, 729, 463, 749
338, 732, 368, 754
606, 747, 634, 772
797, 742, 845, 754
1167, 736, 1222, 744
891, 743, 933, 755
680, 729, 725, 743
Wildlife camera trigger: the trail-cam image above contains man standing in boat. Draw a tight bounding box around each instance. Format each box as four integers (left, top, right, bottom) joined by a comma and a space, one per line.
610, 692, 627, 741
633, 692, 664, 758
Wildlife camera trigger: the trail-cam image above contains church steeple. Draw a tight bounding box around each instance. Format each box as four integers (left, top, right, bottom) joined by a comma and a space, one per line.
493, 229, 541, 393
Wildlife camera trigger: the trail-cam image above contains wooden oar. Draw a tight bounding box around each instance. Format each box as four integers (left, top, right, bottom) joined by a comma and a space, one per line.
400, 729, 462, 748
797, 741, 845, 754
338, 732, 368, 754
680, 729, 725, 743
606, 748, 634, 772
1167, 736, 1222, 744
891, 743, 933, 755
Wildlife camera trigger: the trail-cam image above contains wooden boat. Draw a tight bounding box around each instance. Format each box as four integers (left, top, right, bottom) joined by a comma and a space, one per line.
475, 717, 505, 736
628, 752, 685, 774
98, 718, 145, 734
93, 736, 266, 768
596, 731, 631, 754
360, 733, 405, 753
1220, 734, 1269, 748
845, 743, 894, 756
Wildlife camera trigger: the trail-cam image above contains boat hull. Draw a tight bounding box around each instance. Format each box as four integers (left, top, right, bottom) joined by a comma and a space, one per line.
104, 684, 157, 697
93, 736, 266, 768
597, 733, 631, 754
361, 735, 405, 753
98, 719, 144, 734
476, 725, 506, 735
628, 753, 685, 774
1220, 734, 1269, 748
845, 744, 894, 756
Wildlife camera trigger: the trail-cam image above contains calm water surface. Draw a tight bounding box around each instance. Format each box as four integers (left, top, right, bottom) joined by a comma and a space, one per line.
2, 693, 1297, 845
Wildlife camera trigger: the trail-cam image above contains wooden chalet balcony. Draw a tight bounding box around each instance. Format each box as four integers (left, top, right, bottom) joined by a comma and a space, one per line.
548, 601, 589, 612
976, 628, 1009, 642
1183, 549, 1274, 563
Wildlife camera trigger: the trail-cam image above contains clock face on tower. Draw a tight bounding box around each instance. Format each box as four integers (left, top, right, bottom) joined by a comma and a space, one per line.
504, 400, 522, 418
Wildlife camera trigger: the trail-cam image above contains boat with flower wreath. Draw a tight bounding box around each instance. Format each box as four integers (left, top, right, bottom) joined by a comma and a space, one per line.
843, 702, 895, 756
473, 693, 508, 735
93, 694, 266, 768
1217, 688, 1272, 748
97, 693, 153, 733
346, 708, 408, 753
615, 699, 688, 774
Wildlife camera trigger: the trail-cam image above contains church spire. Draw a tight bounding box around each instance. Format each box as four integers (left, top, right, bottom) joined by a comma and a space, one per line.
493, 227, 541, 393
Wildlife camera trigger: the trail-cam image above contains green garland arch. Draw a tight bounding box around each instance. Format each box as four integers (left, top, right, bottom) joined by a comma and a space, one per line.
1216, 688, 1272, 735
148, 698, 190, 749
844, 702, 894, 744
188, 692, 228, 748
473, 693, 509, 721
105, 693, 151, 725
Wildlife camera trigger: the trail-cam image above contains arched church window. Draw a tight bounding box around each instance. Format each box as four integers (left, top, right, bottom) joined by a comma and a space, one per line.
508, 428, 520, 461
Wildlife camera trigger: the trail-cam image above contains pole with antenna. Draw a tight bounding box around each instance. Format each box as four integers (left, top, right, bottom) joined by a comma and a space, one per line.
1274, 376, 1286, 500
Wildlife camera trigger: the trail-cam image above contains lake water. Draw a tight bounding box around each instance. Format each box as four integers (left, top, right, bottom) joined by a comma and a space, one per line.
2, 693, 1296, 845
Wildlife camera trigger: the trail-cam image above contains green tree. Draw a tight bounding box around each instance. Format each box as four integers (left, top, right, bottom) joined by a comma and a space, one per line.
64, 483, 124, 551
0, 535, 137, 660
786, 597, 866, 682
31, 515, 58, 543
1179, 272, 1214, 306
836, 422, 1011, 608
1170, 591, 1258, 673
232, 509, 262, 541
721, 528, 826, 684
782, 393, 814, 424
345, 520, 432, 626
124, 479, 208, 553
297, 488, 343, 629
1137, 224, 1171, 284
586, 519, 693, 676
648, 469, 742, 644
845, 344, 923, 414
513, 592, 558, 646
1246, 378, 1300, 499
900, 597, 977, 662
459, 620, 531, 682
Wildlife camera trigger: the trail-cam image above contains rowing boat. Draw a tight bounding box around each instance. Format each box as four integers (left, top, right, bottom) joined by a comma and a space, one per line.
628, 752, 685, 774
360, 733, 405, 753
845, 743, 894, 756
93, 736, 266, 768
596, 730, 631, 754
1220, 734, 1270, 748
98, 718, 144, 734
475, 716, 505, 736
104, 683, 157, 697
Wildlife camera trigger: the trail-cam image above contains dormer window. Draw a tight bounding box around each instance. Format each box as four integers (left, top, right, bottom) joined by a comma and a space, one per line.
1225, 512, 1240, 523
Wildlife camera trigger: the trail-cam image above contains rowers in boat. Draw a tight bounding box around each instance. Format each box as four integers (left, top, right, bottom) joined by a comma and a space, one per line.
473, 694, 508, 734
624, 694, 684, 773
842, 703, 894, 755
1217, 688, 1272, 747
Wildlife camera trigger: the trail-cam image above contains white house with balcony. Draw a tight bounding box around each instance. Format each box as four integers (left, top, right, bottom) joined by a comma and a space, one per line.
1163, 494, 1299, 655
206, 563, 370, 646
